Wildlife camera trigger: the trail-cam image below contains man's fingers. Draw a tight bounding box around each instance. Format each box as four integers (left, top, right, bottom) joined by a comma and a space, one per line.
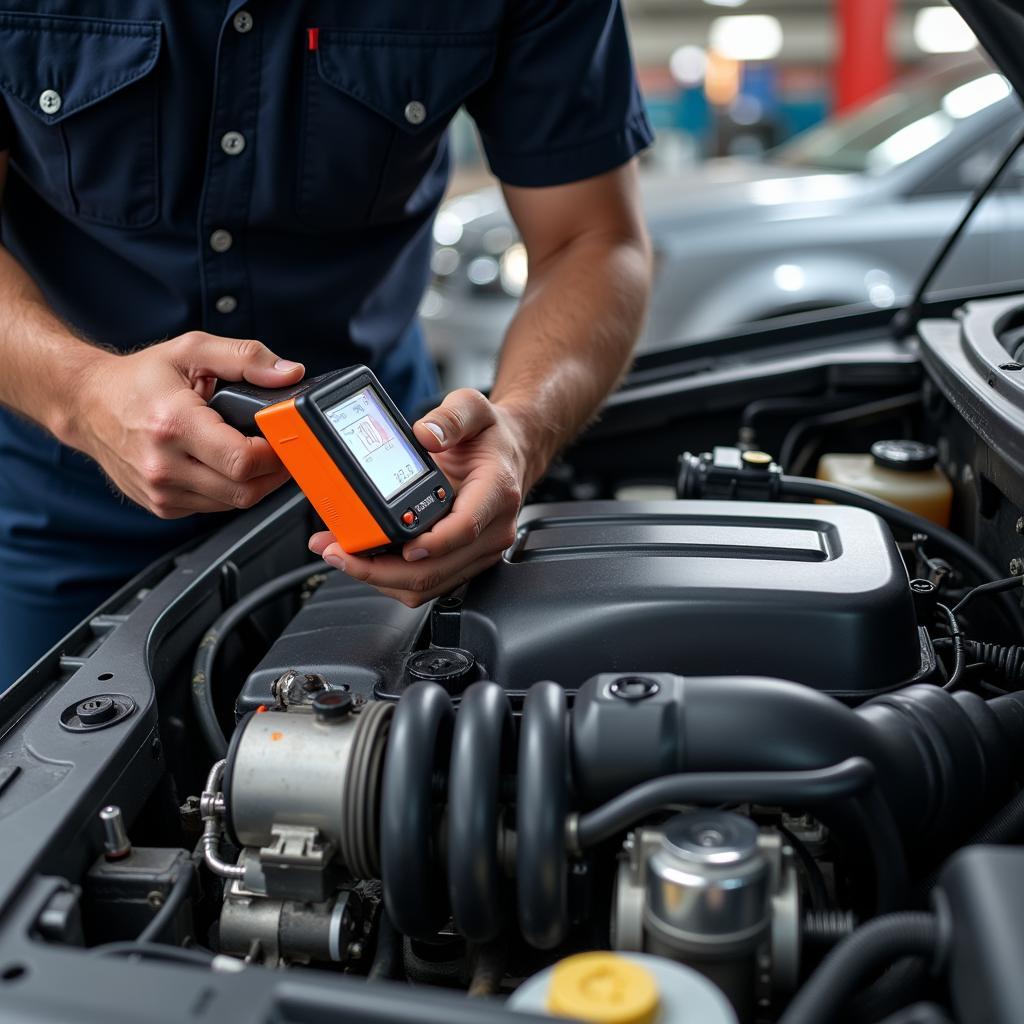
400, 473, 511, 560
308, 530, 334, 557
170, 331, 305, 388
317, 519, 510, 592
413, 388, 494, 452
185, 406, 284, 481
376, 552, 504, 607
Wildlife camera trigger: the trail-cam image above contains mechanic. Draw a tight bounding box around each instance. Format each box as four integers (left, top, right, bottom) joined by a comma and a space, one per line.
0, 3, 653, 686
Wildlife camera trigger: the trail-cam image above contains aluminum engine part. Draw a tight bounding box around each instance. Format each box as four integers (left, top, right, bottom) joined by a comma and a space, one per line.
226, 706, 360, 851
219, 863, 360, 968
612, 810, 799, 1019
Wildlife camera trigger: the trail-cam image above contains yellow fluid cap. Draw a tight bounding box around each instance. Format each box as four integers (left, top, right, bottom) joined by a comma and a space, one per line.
547, 952, 660, 1024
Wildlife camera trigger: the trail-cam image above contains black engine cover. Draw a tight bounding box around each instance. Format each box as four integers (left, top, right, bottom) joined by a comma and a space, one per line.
238, 500, 923, 710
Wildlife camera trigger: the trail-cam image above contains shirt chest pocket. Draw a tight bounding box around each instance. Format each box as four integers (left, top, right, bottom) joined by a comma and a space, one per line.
0, 11, 161, 229
298, 30, 495, 229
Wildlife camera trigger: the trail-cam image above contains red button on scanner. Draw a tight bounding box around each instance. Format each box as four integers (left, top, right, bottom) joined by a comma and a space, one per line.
401, 510, 417, 527
435, 487, 447, 502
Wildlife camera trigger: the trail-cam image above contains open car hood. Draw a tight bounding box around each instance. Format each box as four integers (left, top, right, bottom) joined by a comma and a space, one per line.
952, 0, 1024, 99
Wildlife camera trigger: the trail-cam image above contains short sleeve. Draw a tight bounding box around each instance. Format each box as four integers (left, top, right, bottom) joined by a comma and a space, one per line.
465, 0, 653, 188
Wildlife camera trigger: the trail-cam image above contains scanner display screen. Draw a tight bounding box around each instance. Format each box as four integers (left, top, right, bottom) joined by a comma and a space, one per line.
324, 387, 428, 501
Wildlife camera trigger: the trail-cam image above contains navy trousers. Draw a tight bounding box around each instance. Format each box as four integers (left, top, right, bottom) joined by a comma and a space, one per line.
0, 327, 438, 688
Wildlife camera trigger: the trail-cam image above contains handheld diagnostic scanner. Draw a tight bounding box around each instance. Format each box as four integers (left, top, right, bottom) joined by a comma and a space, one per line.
209, 366, 453, 555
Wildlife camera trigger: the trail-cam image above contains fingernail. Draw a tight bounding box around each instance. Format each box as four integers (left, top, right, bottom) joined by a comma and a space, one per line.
324, 553, 346, 572
423, 421, 445, 444
406, 548, 429, 562
274, 358, 302, 371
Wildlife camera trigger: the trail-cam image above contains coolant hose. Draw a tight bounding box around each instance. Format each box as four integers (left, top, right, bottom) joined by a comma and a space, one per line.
779, 475, 1023, 632
779, 913, 942, 1024
191, 561, 326, 757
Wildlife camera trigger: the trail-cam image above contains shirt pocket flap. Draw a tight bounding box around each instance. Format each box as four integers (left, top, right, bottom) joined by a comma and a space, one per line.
315, 29, 495, 134
0, 11, 161, 125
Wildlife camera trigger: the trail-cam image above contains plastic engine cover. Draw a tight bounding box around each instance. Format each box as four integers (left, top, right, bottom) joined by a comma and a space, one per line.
238, 500, 922, 709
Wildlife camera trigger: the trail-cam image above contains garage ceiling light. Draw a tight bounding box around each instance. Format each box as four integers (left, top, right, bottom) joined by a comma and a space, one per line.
709, 15, 783, 62
703, 0, 748, 7
913, 7, 977, 54
669, 45, 708, 86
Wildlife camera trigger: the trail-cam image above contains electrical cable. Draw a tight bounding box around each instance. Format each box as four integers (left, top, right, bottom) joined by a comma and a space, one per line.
952, 575, 1024, 617
936, 604, 965, 692
779, 475, 1024, 632
136, 861, 196, 945
191, 562, 326, 757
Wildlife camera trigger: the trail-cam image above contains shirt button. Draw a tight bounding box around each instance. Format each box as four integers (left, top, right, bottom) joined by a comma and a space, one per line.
404, 101, 426, 126
39, 89, 61, 115
215, 295, 238, 314
210, 229, 233, 253
232, 10, 253, 33
221, 131, 246, 156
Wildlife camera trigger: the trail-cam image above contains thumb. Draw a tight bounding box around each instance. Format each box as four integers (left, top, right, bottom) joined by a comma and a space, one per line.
413, 388, 495, 452
172, 333, 305, 388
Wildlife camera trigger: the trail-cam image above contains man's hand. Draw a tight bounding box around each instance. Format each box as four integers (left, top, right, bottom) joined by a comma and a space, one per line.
309, 388, 526, 607
66, 332, 305, 518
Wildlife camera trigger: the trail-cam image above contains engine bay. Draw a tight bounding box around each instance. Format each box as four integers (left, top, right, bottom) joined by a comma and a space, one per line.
5, 294, 1024, 1023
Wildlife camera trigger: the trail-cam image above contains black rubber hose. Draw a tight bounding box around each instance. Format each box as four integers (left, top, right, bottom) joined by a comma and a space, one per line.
191, 561, 326, 757
517, 681, 569, 950
368, 910, 403, 981
779, 476, 1023, 632
576, 760, 876, 848
963, 641, 1024, 689
380, 681, 454, 940
779, 913, 941, 1024
577, 758, 903, 913
91, 942, 215, 966
447, 682, 514, 942
137, 860, 196, 945
963, 784, 1024, 846
777, 392, 921, 474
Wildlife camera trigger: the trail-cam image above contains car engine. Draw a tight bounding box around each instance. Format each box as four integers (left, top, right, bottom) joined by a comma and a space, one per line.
6, 295, 1024, 1024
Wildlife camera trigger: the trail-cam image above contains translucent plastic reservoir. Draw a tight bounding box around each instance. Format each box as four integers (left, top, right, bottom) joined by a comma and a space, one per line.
817, 440, 952, 527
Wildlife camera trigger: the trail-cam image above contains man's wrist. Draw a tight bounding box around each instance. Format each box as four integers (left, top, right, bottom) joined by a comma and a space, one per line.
493, 396, 559, 492
47, 343, 115, 448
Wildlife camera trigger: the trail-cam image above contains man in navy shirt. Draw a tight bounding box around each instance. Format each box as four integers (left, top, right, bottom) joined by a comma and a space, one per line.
0, 2, 653, 684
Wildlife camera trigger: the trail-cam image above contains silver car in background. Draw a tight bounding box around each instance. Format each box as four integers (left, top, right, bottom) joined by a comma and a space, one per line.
423, 58, 1024, 390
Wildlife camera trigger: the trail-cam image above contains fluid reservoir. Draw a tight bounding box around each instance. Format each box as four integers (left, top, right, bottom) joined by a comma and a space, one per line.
507, 951, 737, 1024
817, 440, 952, 527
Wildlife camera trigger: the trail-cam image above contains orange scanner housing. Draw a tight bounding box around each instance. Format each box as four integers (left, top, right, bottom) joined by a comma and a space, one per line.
255, 398, 390, 554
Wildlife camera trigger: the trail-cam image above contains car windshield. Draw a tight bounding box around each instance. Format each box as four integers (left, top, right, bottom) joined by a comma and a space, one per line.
772, 63, 1010, 174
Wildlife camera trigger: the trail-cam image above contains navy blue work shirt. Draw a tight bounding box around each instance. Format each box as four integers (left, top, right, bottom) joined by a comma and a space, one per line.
0, 1, 652, 613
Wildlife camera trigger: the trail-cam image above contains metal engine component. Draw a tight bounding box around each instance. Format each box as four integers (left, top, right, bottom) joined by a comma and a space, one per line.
225, 700, 393, 886
613, 809, 799, 1019
219, 853, 361, 968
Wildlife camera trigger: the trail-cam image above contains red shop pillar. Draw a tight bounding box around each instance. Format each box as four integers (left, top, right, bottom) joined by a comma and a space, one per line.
835, 0, 893, 113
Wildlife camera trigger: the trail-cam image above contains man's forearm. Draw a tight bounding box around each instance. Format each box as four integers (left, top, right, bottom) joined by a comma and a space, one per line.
0, 242, 105, 445
490, 229, 652, 487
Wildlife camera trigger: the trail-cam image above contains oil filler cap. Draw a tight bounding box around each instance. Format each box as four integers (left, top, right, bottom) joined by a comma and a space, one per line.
871, 440, 938, 472
547, 953, 659, 1024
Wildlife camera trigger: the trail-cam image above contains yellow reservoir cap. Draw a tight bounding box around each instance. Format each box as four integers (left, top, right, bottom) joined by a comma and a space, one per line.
547, 952, 660, 1024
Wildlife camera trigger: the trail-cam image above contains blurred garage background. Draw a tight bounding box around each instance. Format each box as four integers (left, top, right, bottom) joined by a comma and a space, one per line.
424, 0, 1024, 389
